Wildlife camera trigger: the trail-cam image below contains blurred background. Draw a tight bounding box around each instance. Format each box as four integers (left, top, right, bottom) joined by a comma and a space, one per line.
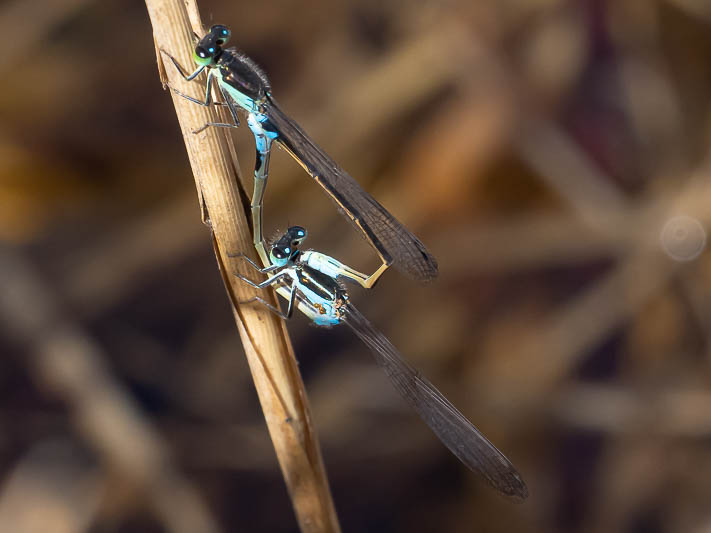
2, 0, 711, 531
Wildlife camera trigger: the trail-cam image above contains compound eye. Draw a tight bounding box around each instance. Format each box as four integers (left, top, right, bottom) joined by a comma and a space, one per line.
272, 246, 288, 259
270, 246, 289, 266
288, 226, 307, 240
193, 45, 213, 66
210, 25, 231, 45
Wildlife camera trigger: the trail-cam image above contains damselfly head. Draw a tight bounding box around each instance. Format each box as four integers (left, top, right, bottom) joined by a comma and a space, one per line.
193, 25, 230, 67
269, 226, 307, 266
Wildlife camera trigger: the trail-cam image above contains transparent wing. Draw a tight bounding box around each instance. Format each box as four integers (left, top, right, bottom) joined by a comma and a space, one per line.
344, 303, 528, 501
264, 98, 438, 283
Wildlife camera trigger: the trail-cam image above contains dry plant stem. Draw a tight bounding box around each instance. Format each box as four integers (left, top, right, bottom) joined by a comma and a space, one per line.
144, 1, 340, 531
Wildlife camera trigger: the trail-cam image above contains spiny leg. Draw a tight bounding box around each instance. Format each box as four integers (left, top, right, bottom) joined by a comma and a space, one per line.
233, 252, 298, 320
234, 270, 289, 290
227, 252, 281, 274
238, 296, 289, 320
193, 120, 240, 134
160, 49, 215, 112
190, 86, 242, 134
160, 49, 204, 81
163, 67, 215, 107
172, 72, 240, 133
159, 65, 239, 133
159, 50, 234, 113
238, 282, 298, 320
218, 84, 241, 127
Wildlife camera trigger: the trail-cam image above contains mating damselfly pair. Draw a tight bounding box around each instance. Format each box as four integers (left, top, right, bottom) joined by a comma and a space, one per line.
163, 24, 528, 501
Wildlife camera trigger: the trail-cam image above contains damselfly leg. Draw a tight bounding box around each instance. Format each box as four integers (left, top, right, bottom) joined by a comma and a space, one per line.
238, 291, 296, 320
160, 50, 241, 131
231, 254, 298, 319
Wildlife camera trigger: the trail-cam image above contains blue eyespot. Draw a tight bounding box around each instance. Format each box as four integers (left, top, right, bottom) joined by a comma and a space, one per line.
222, 29, 228, 35
284, 247, 290, 254
208, 47, 215, 53
297, 231, 304, 236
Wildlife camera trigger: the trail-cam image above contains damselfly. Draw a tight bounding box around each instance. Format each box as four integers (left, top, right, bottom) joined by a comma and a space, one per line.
231, 226, 528, 500
162, 25, 438, 286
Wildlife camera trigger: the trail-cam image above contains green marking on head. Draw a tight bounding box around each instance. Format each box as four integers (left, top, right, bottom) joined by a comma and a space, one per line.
193, 46, 214, 66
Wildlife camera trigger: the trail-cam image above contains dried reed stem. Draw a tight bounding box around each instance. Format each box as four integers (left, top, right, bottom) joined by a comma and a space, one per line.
144, 1, 340, 531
